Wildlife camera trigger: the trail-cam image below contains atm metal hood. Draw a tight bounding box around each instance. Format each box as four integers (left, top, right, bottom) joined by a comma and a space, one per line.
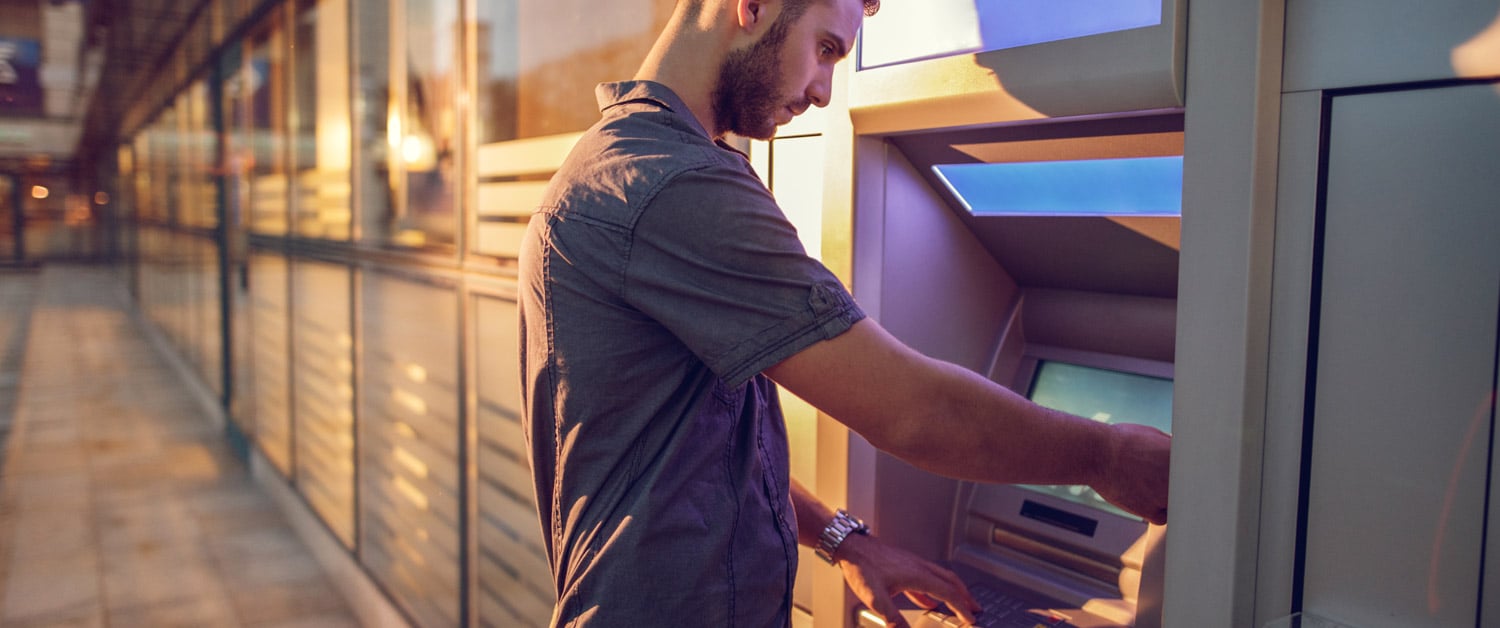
889, 111, 1184, 300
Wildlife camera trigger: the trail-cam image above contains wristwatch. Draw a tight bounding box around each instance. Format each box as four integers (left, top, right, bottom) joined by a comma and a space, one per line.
815, 509, 870, 564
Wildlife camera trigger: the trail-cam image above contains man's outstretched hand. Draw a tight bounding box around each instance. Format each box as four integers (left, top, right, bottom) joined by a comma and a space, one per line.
1092, 422, 1171, 525
834, 532, 981, 628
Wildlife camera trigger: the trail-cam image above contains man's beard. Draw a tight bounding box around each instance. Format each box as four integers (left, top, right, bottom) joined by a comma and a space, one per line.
712, 17, 798, 140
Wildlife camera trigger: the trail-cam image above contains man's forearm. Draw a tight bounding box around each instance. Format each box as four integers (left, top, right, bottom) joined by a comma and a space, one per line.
790, 477, 836, 549
767, 319, 1169, 523
892, 355, 1112, 486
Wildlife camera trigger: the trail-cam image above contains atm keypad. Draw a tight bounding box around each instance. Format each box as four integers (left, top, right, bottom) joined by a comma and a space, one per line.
965, 584, 1075, 628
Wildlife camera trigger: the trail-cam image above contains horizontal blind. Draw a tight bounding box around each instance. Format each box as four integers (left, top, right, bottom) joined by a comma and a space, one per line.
292, 260, 356, 547
250, 252, 292, 475
359, 271, 462, 628
473, 293, 554, 626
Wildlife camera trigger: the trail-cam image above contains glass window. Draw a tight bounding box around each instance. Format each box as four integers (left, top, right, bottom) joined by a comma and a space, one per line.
475, 0, 675, 143
359, 271, 461, 627
293, 260, 356, 547
1, 176, 15, 262
222, 44, 247, 231
181, 81, 219, 229
291, 0, 352, 239
353, 0, 461, 249
473, 293, 554, 626
470, 0, 674, 260
133, 133, 158, 222
158, 106, 179, 225
250, 252, 293, 475
194, 235, 223, 397
245, 9, 290, 235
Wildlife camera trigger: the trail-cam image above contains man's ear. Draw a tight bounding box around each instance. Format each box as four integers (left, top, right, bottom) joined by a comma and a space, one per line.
736, 0, 770, 30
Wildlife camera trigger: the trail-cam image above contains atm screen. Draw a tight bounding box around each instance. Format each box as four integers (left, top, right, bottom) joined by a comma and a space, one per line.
1023, 360, 1173, 520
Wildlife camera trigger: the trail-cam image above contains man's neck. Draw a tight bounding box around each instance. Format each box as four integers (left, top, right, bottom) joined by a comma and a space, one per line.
634, 1, 754, 140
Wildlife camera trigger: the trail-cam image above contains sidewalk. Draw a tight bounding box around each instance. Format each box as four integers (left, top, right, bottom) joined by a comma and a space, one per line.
0, 265, 359, 627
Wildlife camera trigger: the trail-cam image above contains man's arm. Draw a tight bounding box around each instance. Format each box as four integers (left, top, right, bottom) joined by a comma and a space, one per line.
767, 318, 1170, 523
790, 478, 980, 627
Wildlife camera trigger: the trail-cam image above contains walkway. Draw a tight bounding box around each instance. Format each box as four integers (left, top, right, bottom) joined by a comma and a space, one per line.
0, 265, 360, 627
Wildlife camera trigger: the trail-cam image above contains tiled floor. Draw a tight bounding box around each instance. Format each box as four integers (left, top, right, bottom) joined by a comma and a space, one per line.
0, 266, 360, 627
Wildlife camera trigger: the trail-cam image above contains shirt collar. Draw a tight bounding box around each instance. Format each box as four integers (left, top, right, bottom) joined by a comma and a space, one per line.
596, 80, 713, 141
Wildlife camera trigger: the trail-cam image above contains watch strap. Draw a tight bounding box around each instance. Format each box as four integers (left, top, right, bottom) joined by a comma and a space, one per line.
815, 509, 870, 564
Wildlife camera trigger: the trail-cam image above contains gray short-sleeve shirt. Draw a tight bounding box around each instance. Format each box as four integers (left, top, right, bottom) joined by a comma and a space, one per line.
518, 81, 865, 627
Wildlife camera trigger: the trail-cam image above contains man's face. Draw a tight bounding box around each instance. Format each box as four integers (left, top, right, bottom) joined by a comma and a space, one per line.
712, 0, 863, 140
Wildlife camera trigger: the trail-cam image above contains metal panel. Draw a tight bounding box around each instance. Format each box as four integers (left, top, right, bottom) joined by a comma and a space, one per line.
1303, 83, 1500, 627
1284, 0, 1500, 92
1255, 89, 1325, 628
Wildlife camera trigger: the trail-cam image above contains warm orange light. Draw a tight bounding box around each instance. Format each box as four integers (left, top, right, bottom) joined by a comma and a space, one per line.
94, 192, 110, 205
30, 185, 49, 199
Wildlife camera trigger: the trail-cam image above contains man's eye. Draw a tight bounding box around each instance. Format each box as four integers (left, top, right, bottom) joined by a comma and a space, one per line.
820, 44, 834, 56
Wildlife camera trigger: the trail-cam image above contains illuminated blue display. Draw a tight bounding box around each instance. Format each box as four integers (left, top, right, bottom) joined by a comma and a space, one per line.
932, 156, 1183, 217
860, 0, 1163, 70
979, 0, 1162, 51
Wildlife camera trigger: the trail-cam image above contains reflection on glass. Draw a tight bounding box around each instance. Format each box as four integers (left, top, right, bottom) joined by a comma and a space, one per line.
196, 236, 223, 396
251, 253, 292, 475
228, 246, 256, 437
359, 271, 460, 628
351, 0, 389, 245
157, 106, 178, 224
0, 176, 14, 261
291, 0, 351, 239
138, 229, 223, 404
181, 82, 219, 229
294, 260, 356, 547
133, 134, 156, 223
401, 0, 458, 246
471, 0, 673, 260
474, 2, 517, 145
245, 8, 289, 235
354, 0, 459, 249
473, 294, 555, 625
475, 0, 675, 143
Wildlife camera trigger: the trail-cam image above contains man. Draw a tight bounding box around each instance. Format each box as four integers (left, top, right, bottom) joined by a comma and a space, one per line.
518, 0, 1172, 626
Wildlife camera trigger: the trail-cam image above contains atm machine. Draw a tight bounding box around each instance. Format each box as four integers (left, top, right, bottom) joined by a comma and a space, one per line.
835, 1, 1186, 626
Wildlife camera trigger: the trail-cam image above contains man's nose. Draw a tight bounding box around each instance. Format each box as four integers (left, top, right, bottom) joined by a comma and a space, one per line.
807, 69, 833, 108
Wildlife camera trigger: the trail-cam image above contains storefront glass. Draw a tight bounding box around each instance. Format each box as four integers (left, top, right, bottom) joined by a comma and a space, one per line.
291, 0, 352, 239
245, 8, 290, 236
353, 0, 461, 250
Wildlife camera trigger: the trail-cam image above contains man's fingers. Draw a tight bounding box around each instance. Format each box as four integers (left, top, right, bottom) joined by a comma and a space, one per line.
904, 591, 939, 610
869, 596, 910, 628
922, 564, 981, 623
939, 590, 980, 626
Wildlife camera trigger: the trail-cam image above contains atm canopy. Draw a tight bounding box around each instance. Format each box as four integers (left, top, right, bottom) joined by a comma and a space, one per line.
889, 111, 1184, 299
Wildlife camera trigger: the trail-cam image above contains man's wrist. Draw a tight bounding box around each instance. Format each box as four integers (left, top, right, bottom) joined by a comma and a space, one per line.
814, 509, 870, 564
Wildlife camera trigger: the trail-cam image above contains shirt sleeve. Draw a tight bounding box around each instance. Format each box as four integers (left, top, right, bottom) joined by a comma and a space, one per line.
623, 163, 866, 387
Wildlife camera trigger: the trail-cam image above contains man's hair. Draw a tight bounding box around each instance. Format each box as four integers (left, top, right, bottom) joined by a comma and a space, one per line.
681, 0, 879, 19
784, 0, 880, 18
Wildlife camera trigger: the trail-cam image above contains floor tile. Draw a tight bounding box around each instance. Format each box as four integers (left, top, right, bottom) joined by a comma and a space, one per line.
0, 267, 362, 628
1, 552, 101, 622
